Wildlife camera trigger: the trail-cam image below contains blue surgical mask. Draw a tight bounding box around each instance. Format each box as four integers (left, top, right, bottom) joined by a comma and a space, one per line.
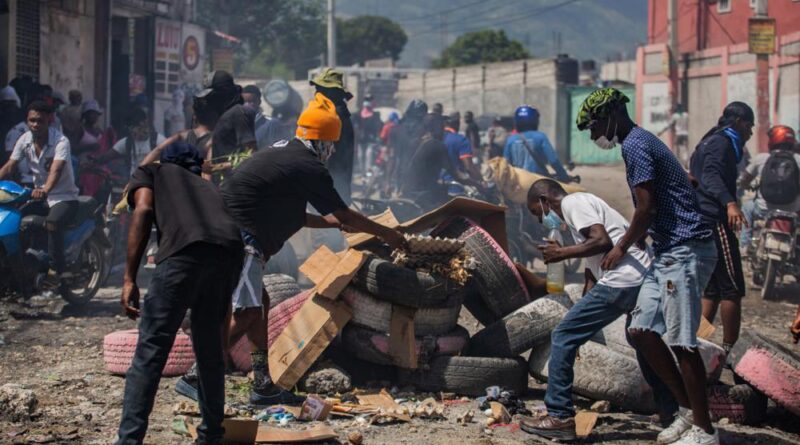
540, 200, 564, 230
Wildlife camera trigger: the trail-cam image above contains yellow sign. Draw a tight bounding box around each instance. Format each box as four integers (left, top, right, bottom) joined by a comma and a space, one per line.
749, 18, 776, 55
212, 49, 234, 74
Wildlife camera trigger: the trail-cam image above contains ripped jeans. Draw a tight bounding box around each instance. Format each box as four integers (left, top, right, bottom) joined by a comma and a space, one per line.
629, 239, 718, 348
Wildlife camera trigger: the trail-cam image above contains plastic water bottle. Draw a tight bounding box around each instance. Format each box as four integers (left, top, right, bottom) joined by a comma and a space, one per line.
546, 228, 565, 294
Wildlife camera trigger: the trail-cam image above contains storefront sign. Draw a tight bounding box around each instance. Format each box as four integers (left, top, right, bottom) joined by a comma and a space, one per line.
155, 18, 182, 98
181, 23, 206, 84
749, 18, 776, 55
212, 49, 235, 74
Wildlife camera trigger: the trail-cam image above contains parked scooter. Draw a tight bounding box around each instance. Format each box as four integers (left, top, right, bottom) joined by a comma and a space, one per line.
749, 209, 800, 299
0, 181, 109, 304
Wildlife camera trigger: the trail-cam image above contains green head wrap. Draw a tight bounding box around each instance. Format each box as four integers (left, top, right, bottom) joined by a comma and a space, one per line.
576, 87, 630, 131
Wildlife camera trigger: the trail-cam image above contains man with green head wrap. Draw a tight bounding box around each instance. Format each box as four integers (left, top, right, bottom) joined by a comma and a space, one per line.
573, 87, 721, 445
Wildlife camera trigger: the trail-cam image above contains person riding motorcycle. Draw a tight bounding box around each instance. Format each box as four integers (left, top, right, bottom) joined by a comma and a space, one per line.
0, 100, 80, 284
504, 106, 573, 183
738, 125, 800, 248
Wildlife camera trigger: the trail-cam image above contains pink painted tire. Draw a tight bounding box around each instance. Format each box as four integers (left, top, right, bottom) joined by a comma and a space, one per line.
103, 329, 195, 376
340, 324, 469, 366
707, 384, 767, 425
229, 289, 313, 372
433, 217, 530, 319
729, 331, 800, 416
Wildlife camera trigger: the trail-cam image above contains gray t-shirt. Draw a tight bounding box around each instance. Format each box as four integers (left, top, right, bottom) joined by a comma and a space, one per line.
11, 127, 79, 206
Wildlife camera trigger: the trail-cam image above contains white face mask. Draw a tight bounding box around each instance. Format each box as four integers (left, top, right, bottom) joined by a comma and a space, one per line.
594, 116, 619, 150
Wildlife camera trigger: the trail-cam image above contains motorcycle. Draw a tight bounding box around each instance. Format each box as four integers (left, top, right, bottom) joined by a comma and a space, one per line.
0, 181, 109, 304
749, 209, 800, 299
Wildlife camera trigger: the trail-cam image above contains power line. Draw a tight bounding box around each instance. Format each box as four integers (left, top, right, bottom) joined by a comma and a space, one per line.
393, 0, 497, 24
411, 0, 588, 37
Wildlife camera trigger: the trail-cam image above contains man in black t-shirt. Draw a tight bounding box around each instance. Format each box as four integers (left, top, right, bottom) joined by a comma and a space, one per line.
217, 93, 406, 406
115, 142, 243, 445
402, 114, 459, 211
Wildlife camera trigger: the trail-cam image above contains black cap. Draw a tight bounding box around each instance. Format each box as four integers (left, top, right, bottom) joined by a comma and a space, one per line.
195, 70, 236, 99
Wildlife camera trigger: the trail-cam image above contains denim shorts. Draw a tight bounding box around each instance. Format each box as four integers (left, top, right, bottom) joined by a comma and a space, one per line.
628, 238, 718, 348
231, 246, 265, 311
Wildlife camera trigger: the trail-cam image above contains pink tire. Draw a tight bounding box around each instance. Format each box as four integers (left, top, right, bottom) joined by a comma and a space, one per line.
103, 329, 195, 377
341, 324, 469, 366
229, 289, 313, 372
729, 332, 800, 416
707, 384, 767, 425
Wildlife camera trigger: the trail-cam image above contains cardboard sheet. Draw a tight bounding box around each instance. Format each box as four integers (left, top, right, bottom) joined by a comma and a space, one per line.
188, 418, 259, 443
348, 197, 510, 253
345, 208, 400, 247
388, 305, 417, 369
697, 316, 716, 340
575, 411, 599, 438
255, 424, 338, 443
357, 389, 411, 422
268, 294, 352, 389
298, 246, 366, 299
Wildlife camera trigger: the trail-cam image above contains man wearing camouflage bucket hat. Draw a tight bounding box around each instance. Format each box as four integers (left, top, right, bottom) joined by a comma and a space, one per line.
576, 88, 721, 445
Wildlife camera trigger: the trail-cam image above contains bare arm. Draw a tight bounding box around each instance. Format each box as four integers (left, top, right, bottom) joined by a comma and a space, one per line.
41, 159, 66, 194
514, 262, 547, 298
120, 187, 154, 319
538, 224, 613, 263
140, 132, 183, 166
305, 213, 341, 229
601, 182, 656, 270
332, 207, 407, 250
0, 159, 18, 180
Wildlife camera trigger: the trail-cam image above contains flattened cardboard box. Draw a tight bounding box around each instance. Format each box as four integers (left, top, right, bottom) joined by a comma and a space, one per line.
269, 293, 352, 389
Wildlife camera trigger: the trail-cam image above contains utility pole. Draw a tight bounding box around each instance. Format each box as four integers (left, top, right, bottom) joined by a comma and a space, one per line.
327, 0, 336, 67
666, 0, 679, 149
754, 0, 770, 152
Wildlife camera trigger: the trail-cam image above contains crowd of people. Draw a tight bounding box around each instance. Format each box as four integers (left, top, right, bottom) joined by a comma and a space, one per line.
2, 67, 800, 445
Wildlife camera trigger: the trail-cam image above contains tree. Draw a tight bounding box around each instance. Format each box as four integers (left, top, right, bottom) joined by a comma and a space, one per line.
433, 30, 530, 68
196, 0, 325, 79
336, 16, 408, 66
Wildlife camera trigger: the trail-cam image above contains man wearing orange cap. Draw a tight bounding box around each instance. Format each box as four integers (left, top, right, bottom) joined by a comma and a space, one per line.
178, 93, 406, 406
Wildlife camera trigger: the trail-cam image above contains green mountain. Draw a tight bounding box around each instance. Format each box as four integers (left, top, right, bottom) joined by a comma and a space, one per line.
336, 0, 647, 67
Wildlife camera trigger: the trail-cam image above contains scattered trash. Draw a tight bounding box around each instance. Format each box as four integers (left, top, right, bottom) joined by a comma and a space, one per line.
0, 383, 37, 422
477, 388, 530, 416
489, 402, 511, 424
299, 394, 333, 421
575, 411, 599, 438
457, 410, 475, 425
412, 397, 445, 419
347, 431, 364, 445
591, 400, 611, 413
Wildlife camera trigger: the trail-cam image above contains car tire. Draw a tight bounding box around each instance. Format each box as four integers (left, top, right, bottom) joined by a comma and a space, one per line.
432, 217, 530, 318
229, 289, 313, 372
529, 340, 657, 413
465, 293, 573, 357
398, 356, 528, 397
340, 286, 462, 336
103, 329, 195, 376
262, 274, 301, 308
707, 384, 768, 425
728, 331, 800, 416
340, 324, 469, 367
351, 255, 464, 308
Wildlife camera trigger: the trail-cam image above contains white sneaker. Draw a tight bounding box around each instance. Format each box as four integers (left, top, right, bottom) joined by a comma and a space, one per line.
657, 408, 693, 444
672, 426, 720, 445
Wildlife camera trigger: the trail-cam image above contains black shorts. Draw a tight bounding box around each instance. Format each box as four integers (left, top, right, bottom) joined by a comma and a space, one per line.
704, 222, 746, 301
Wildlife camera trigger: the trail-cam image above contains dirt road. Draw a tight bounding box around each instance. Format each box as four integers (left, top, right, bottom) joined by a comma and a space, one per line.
1, 164, 799, 444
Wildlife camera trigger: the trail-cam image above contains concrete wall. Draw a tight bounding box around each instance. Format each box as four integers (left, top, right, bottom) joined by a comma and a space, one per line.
395, 58, 568, 159
39, 1, 97, 99
600, 60, 637, 85
637, 32, 800, 155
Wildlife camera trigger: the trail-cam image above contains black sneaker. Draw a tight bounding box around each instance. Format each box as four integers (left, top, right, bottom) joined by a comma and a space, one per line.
249, 383, 305, 406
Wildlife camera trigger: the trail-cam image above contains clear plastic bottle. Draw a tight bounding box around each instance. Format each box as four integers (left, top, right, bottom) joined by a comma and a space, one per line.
546, 228, 565, 294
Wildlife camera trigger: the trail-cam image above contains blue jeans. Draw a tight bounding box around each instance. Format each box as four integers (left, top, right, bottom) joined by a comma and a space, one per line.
545, 284, 678, 419
630, 239, 718, 348
740, 200, 765, 248
115, 243, 243, 445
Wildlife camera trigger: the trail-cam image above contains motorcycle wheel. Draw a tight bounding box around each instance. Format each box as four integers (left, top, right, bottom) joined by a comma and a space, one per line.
760, 259, 777, 300
61, 237, 105, 305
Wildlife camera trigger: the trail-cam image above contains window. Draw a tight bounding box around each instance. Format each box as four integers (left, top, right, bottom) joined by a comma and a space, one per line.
15, 0, 39, 79
749, 0, 756, 8
718, 0, 731, 13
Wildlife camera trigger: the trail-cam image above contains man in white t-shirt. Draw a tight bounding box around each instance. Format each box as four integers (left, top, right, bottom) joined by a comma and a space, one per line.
95, 108, 165, 175
0, 100, 80, 279
519, 179, 668, 441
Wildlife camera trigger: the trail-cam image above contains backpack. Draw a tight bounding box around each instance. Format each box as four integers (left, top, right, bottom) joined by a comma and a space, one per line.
760, 149, 800, 205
